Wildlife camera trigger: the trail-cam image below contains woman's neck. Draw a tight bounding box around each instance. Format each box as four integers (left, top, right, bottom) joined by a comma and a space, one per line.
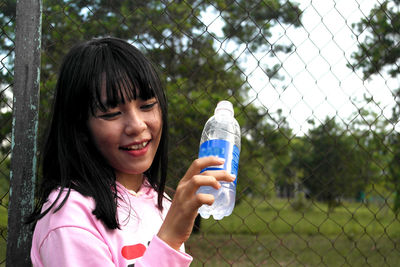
116, 172, 144, 192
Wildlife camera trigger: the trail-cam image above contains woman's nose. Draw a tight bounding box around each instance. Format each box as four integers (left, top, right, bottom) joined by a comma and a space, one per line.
124, 110, 146, 135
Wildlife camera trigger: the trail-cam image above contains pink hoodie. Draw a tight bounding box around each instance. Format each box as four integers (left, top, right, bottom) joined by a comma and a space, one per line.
31, 181, 193, 266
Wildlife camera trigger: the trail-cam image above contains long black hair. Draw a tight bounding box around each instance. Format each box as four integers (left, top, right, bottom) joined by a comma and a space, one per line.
27, 37, 168, 229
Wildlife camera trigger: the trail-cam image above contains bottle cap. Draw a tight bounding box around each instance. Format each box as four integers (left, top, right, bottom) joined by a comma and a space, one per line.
215, 100, 234, 116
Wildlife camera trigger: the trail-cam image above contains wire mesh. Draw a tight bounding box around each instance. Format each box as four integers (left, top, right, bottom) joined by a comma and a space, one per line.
0, 0, 14, 264
3, 0, 400, 265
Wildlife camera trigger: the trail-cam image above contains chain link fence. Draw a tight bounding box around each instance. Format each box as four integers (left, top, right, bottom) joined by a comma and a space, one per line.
0, 0, 14, 264
2, 0, 400, 265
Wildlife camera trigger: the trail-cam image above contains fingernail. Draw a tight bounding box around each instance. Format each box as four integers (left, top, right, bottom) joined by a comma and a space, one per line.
216, 157, 225, 163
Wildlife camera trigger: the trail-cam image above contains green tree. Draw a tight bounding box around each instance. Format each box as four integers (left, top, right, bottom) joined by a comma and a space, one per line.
350, 0, 400, 212
0, 0, 15, 151
300, 118, 374, 211
236, 107, 294, 198
0, 0, 16, 201
347, 98, 393, 203
267, 110, 297, 198
1, 0, 303, 196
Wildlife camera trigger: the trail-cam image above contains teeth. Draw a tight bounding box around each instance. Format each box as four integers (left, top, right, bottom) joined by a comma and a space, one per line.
125, 141, 148, 150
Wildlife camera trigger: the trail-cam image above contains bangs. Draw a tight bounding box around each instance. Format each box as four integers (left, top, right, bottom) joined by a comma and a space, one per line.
88, 41, 158, 114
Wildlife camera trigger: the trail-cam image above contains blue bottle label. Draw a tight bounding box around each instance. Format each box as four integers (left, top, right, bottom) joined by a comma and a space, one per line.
198, 139, 240, 185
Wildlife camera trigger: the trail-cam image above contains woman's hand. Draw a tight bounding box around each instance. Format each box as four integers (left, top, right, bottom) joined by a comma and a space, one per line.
157, 156, 235, 250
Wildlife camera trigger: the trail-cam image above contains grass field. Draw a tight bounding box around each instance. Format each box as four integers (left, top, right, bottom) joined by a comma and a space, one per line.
0, 204, 7, 265
186, 197, 400, 266
187, 233, 399, 266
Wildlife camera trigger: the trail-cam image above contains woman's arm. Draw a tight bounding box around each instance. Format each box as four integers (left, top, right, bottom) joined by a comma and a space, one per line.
135, 235, 192, 267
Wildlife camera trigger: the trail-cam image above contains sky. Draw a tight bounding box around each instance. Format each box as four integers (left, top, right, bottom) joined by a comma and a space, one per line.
202, 0, 398, 135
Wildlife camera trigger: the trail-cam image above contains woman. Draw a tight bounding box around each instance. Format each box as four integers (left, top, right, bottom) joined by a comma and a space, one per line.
28, 37, 234, 266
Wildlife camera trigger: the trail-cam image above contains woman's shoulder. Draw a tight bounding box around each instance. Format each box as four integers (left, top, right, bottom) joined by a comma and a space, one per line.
46, 188, 95, 210
39, 188, 99, 230
31, 189, 114, 263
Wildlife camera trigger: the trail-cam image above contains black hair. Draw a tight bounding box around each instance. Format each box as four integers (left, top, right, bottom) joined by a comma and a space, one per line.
26, 37, 168, 229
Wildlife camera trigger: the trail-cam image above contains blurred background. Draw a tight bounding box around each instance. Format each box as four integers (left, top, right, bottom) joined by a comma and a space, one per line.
1, 0, 400, 265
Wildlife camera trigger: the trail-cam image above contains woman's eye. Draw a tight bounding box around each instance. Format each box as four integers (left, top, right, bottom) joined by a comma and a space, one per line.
141, 101, 157, 110
98, 112, 121, 119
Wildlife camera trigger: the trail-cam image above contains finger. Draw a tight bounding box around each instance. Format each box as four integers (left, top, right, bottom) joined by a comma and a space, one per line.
196, 193, 215, 206
200, 170, 236, 182
192, 175, 221, 191
182, 157, 225, 181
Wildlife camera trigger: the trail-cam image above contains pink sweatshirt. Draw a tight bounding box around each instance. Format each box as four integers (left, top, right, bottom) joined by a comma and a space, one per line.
31, 181, 193, 266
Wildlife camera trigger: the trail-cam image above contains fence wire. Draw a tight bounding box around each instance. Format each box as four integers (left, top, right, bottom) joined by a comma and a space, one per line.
0, 0, 14, 264
2, 0, 400, 266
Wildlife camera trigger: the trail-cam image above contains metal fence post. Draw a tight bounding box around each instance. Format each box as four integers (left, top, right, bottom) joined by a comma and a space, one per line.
6, 0, 42, 265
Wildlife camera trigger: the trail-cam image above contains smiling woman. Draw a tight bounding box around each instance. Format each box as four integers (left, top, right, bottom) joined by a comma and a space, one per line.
89, 96, 163, 191
25, 37, 235, 267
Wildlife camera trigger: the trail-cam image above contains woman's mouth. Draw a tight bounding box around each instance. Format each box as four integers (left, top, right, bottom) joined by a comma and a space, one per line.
120, 141, 149, 151
119, 140, 151, 157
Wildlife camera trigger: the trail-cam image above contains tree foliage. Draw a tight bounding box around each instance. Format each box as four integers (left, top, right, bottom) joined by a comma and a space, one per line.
298, 118, 377, 210
0, 0, 302, 195
350, 0, 400, 79
2, 0, 398, 212
351, 0, 400, 212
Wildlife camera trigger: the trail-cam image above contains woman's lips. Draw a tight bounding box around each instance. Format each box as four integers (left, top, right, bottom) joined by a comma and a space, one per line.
120, 140, 150, 157
120, 141, 149, 151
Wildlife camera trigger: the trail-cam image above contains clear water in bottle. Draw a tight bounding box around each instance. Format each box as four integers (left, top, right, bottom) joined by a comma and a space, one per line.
197, 100, 241, 220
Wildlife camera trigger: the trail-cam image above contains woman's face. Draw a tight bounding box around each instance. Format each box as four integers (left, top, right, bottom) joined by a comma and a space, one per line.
88, 93, 162, 185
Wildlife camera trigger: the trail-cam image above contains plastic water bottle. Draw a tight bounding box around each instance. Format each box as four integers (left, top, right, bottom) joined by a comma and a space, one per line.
197, 100, 241, 220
